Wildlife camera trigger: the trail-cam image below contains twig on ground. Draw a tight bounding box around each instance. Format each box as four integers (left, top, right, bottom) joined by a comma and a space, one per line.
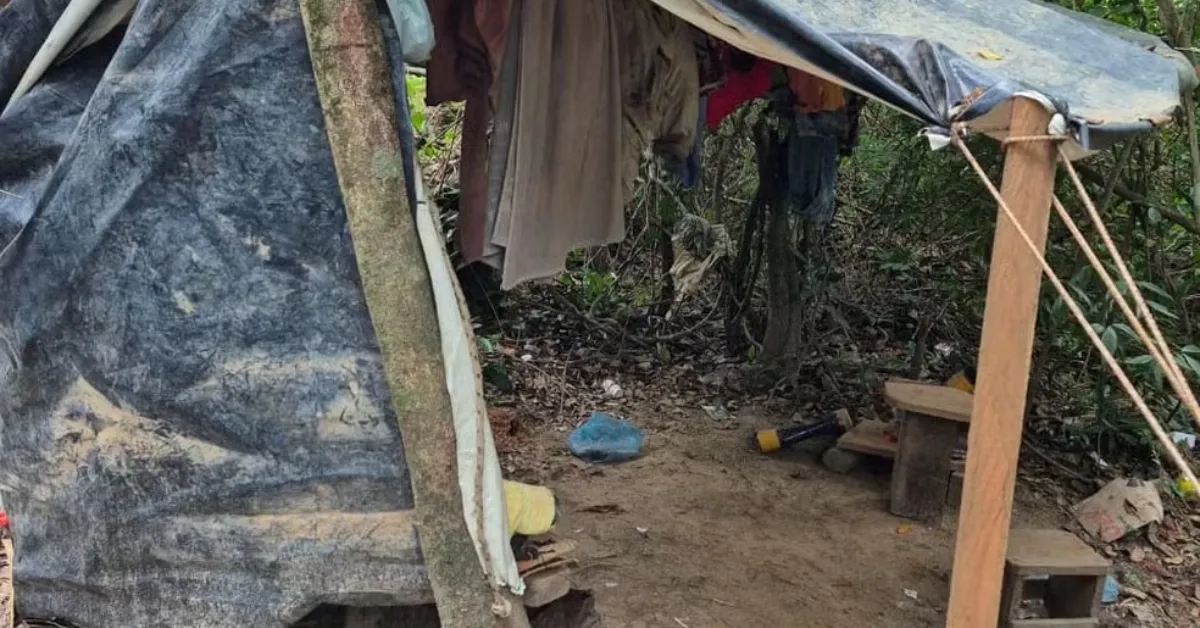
1020, 437, 1093, 485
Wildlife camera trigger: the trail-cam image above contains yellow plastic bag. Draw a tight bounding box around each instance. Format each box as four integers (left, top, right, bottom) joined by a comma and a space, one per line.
504, 480, 557, 536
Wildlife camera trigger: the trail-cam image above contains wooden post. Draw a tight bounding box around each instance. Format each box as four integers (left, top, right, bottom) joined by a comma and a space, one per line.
945, 97, 1057, 628
1, 533, 12, 628
296, 2, 529, 627
889, 411, 960, 523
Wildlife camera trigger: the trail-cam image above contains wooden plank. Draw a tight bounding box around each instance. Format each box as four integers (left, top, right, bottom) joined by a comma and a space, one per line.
1006, 529, 1109, 576
945, 97, 1058, 628
885, 380, 973, 423
889, 413, 959, 522
836, 420, 898, 458
947, 468, 965, 508
998, 566, 1024, 628
522, 570, 572, 608
295, 3, 529, 627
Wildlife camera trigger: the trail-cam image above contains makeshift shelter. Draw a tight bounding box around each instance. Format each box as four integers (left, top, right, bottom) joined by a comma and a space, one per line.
0, 1, 1189, 628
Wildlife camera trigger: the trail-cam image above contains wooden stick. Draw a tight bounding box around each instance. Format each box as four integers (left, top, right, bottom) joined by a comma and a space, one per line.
946, 97, 1057, 628
295, 2, 528, 627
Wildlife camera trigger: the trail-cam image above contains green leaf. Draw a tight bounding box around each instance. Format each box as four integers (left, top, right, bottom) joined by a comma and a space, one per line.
1146, 300, 1178, 319
1124, 354, 1155, 366
1182, 345, 1200, 356
1178, 353, 1200, 376
1112, 323, 1138, 341
1101, 326, 1118, 353
1070, 284, 1094, 308
1137, 281, 1175, 303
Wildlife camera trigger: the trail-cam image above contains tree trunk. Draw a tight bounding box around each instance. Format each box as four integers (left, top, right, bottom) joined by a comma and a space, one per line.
655, 215, 676, 318
760, 131, 805, 365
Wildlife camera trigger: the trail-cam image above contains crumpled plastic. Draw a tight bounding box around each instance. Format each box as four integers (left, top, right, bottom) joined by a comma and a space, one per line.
385, 0, 435, 63
567, 412, 644, 463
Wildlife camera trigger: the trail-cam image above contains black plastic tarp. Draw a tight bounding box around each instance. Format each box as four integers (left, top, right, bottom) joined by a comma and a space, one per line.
0, 0, 432, 626
664, 0, 1186, 149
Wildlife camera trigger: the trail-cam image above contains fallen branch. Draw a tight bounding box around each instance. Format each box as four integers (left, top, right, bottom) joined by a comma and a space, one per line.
1020, 437, 1093, 485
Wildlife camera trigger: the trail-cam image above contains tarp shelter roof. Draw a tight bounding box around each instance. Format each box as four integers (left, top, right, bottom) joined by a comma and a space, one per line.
655, 0, 1189, 152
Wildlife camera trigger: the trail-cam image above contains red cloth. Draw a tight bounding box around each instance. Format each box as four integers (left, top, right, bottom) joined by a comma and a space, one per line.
705, 56, 773, 130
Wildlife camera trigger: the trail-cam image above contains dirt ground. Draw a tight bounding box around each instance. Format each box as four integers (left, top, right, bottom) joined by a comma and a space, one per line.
510, 405, 1063, 628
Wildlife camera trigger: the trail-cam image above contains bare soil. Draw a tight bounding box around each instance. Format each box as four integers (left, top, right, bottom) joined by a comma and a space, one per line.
509, 405, 1063, 628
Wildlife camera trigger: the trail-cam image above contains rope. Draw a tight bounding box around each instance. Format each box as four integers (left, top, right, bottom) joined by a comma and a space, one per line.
951, 131, 1199, 490
1057, 150, 1200, 435
1001, 134, 1068, 147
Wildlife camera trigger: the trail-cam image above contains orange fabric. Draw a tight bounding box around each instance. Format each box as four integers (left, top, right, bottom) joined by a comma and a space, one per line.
786, 68, 845, 113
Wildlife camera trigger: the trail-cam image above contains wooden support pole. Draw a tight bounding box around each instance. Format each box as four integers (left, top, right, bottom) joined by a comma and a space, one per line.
945, 97, 1057, 628
296, 2, 529, 627
1, 534, 12, 628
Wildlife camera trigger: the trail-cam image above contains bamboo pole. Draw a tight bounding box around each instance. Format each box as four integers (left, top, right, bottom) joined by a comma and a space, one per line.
295, 2, 529, 626
945, 98, 1057, 628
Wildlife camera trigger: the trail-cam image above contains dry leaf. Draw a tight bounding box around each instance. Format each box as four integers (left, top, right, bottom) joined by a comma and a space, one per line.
897, 524, 913, 536
1131, 546, 1147, 562
976, 49, 1004, 61
1165, 555, 1185, 565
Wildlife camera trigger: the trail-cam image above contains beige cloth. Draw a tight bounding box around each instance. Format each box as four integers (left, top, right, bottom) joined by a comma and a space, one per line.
490, 0, 699, 289
615, 0, 700, 200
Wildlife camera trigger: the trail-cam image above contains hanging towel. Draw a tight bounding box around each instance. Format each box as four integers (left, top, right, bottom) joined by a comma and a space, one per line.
488, 0, 699, 289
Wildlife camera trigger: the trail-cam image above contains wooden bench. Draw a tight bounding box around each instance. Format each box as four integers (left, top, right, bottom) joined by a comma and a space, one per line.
884, 380, 972, 522
1000, 529, 1109, 627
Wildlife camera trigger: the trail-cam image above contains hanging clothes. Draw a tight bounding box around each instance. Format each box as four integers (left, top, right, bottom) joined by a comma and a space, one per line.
786, 110, 847, 227
487, 0, 623, 288
669, 34, 722, 189
426, 0, 513, 265
668, 93, 706, 189
477, 0, 524, 269
785, 67, 845, 113
614, 0, 700, 200
425, 0, 511, 104
485, 0, 699, 288
705, 49, 774, 130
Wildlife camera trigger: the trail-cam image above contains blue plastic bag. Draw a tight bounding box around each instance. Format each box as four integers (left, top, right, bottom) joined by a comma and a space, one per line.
1101, 574, 1119, 604
567, 412, 644, 463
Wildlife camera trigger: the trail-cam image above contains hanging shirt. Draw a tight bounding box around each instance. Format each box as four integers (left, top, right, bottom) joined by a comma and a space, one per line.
786, 68, 846, 113
705, 54, 774, 130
